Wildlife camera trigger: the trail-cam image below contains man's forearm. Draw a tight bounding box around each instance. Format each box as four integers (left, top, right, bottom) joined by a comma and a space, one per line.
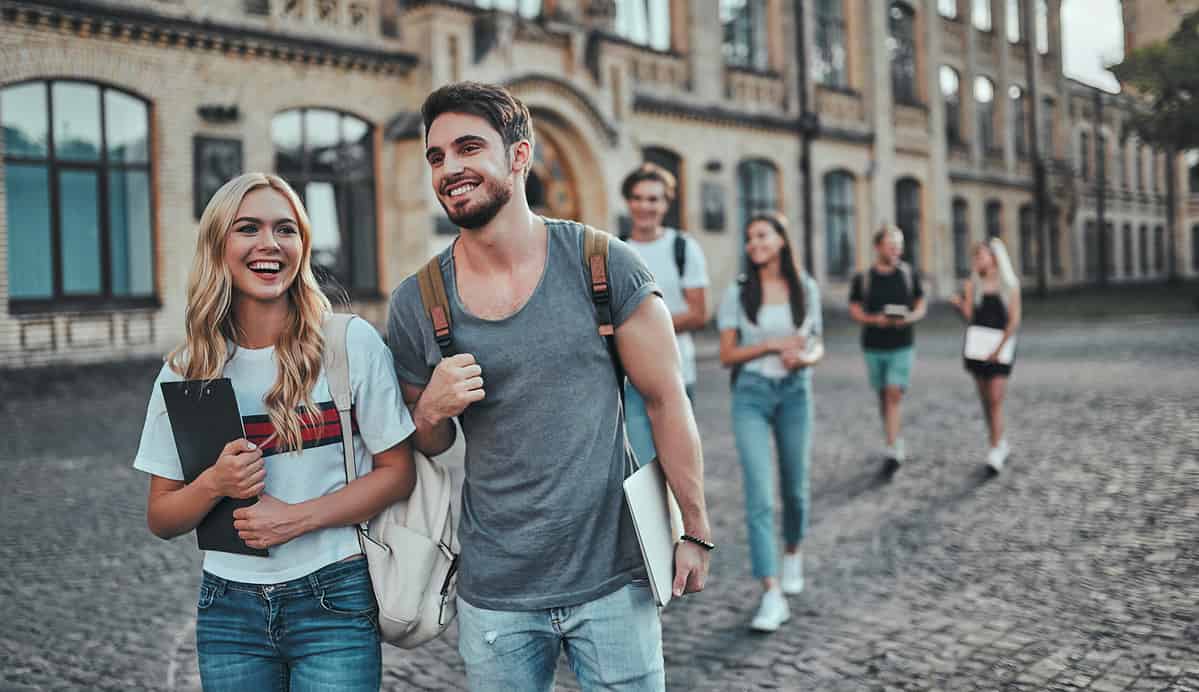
409, 398, 456, 457
643, 389, 710, 539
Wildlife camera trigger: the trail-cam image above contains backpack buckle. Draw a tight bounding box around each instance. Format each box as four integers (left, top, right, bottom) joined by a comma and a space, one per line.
430, 305, 453, 352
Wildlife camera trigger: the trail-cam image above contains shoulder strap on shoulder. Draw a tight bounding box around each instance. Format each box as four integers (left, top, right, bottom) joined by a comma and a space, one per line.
321, 312, 369, 545
898, 261, 914, 298
417, 256, 455, 358
861, 267, 872, 302
673, 231, 687, 278
583, 225, 626, 386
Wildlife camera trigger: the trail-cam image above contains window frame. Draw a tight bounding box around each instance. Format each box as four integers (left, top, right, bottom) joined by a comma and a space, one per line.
895, 177, 923, 269
722, 0, 769, 70
823, 169, 856, 278
2, 78, 158, 315
941, 66, 963, 146
972, 0, 993, 32
814, 0, 849, 88
889, 2, 920, 106
975, 76, 997, 153
736, 158, 780, 235
952, 197, 970, 278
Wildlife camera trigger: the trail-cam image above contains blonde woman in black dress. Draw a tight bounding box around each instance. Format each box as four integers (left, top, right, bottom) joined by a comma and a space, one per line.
949, 238, 1021, 472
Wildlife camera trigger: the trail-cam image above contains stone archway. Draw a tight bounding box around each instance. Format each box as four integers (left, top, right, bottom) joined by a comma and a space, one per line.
526, 126, 580, 221
523, 106, 608, 226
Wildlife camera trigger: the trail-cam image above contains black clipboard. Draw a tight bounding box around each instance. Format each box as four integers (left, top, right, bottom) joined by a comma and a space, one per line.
160, 378, 268, 557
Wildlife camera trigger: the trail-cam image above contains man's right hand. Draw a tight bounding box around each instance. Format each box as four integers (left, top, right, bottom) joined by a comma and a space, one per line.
205, 439, 265, 499
418, 353, 485, 424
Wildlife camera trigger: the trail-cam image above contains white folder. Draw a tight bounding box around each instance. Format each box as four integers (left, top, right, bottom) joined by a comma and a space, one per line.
963, 325, 1016, 364
623, 459, 683, 608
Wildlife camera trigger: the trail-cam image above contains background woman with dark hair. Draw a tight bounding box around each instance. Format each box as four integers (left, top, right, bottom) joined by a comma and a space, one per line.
717, 212, 823, 633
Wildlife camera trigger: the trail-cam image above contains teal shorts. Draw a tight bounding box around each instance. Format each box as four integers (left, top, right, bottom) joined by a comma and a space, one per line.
863, 347, 915, 391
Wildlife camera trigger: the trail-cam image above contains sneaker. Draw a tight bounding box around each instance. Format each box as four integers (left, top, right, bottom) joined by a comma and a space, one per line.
894, 438, 907, 463
781, 553, 804, 595
987, 439, 1010, 473
749, 588, 790, 632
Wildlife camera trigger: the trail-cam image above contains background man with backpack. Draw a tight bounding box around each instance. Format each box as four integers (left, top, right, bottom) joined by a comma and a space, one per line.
619, 163, 709, 468
848, 225, 926, 468
386, 81, 711, 692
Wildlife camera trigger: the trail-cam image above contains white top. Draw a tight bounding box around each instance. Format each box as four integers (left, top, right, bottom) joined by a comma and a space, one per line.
625, 228, 710, 385
133, 318, 415, 584
717, 274, 823, 380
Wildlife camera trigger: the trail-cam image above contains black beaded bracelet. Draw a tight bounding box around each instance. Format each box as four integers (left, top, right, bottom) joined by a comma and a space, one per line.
680, 534, 716, 551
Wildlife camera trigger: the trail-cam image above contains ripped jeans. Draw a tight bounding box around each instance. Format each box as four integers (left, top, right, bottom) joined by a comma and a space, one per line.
455, 582, 664, 692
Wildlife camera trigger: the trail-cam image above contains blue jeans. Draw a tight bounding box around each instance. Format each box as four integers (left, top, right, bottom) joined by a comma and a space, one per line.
624, 382, 695, 466
731, 370, 814, 579
456, 582, 664, 692
196, 557, 381, 692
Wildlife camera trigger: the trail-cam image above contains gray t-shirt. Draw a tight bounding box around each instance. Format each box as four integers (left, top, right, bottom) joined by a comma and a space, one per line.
387, 219, 660, 611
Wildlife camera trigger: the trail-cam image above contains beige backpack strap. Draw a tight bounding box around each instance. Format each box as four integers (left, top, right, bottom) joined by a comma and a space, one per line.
321, 312, 369, 547
417, 257, 455, 357
583, 226, 614, 337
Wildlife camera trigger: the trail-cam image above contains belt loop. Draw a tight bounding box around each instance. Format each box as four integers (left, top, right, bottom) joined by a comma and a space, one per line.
307, 572, 323, 598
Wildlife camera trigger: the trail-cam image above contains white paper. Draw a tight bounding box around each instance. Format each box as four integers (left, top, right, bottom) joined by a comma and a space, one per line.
963, 325, 1016, 364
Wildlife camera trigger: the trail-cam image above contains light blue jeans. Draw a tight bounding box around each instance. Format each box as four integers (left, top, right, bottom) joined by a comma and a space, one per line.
731, 370, 814, 579
195, 557, 380, 692
456, 582, 664, 692
624, 382, 695, 466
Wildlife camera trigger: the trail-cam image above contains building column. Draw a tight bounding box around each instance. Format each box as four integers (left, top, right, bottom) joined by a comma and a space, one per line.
868, 0, 894, 233
926, 0, 952, 295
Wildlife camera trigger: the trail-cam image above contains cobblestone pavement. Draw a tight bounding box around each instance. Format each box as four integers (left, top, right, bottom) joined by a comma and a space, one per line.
1, 313, 1197, 691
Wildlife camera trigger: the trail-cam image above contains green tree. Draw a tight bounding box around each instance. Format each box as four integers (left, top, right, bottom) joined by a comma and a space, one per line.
1110, 9, 1199, 281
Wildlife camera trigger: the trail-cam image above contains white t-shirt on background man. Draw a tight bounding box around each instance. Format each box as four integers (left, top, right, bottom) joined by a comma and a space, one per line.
133, 318, 414, 584
625, 228, 709, 385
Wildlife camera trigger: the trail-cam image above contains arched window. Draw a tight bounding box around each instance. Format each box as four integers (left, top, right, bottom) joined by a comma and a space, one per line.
1006, 0, 1021, 43
1019, 204, 1035, 276
736, 159, 779, 233
1122, 223, 1133, 276
941, 66, 962, 145
1036, 0, 1050, 55
975, 76, 996, 152
722, 0, 767, 68
986, 199, 1002, 239
815, 0, 849, 88
823, 170, 855, 278
642, 146, 683, 230
272, 108, 377, 294
1010, 84, 1027, 158
618, 0, 672, 52
1138, 224, 1149, 275
1, 79, 154, 309
952, 198, 970, 278
1186, 150, 1198, 194
895, 177, 922, 268
972, 0, 992, 31
889, 2, 918, 105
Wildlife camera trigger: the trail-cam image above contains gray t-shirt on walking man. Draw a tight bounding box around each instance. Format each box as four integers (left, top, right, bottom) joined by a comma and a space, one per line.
387, 219, 661, 611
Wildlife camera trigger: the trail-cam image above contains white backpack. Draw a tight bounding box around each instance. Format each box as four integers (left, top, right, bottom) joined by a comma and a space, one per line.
321, 313, 459, 649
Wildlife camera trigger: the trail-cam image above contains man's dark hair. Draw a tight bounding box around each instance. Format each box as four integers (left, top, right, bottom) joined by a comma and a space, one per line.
873, 224, 903, 246
421, 81, 535, 160
620, 162, 677, 202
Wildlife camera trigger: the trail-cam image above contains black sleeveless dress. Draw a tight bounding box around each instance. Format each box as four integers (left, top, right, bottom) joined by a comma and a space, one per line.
964, 293, 1014, 378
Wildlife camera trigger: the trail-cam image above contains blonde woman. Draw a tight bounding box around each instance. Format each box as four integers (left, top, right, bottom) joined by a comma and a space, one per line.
949, 237, 1021, 473
132, 173, 416, 690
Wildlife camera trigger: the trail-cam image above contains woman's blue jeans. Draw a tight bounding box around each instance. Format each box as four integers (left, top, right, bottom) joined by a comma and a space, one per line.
195, 556, 381, 692
731, 370, 813, 579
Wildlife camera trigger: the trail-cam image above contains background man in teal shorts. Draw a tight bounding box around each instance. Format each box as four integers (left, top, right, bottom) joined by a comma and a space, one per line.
849, 226, 926, 468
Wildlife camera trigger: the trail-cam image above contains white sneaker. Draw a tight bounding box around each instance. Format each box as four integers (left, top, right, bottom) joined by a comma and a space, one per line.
894, 438, 907, 463
781, 553, 804, 595
987, 439, 1010, 473
749, 588, 790, 632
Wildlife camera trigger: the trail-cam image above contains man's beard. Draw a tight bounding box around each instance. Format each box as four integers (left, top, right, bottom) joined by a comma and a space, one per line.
441, 175, 514, 230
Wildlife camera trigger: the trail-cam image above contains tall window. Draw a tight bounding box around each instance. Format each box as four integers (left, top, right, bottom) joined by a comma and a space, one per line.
1083, 220, 1098, 280
721, 0, 767, 69
1139, 224, 1149, 275
474, 0, 540, 17
895, 178, 922, 268
952, 198, 970, 278
939, 0, 957, 19
1192, 225, 1199, 272
973, 0, 992, 31
1010, 84, 1027, 158
986, 200, 1002, 238
1135, 141, 1144, 190
941, 66, 962, 144
1116, 138, 1127, 188
824, 171, 855, 278
1019, 204, 1035, 276
889, 2, 918, 105
617, 0, 672, 52
1154, 226, 1165, 273
1050, 210, 1062, 275
737, 159, 779, 233
975, 77, 996, 152
1187, 150, 1199, 193
814, 0, 849, 88
1036, 0, 1050, 54
1006, 0, 1021, 42
1, 80, 154, 309
1097, 132, 1108, 183
272, 108, 377, 294
1041, 97, 1055, 155
1079, 131, 1091, 181
1122, 223, 1133, 276
1104, 222, 1115, 276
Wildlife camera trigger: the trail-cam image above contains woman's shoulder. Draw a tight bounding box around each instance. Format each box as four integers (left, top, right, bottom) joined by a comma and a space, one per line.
343, 315, 387, 351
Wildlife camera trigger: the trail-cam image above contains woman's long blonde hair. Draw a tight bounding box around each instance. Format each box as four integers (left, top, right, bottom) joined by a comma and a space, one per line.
168, 172, 331, 453
971, 237, 1020, 305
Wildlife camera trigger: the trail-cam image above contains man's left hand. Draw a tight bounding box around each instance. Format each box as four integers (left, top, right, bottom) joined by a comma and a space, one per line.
672, 541, 711, 597
232, 495, 306, 550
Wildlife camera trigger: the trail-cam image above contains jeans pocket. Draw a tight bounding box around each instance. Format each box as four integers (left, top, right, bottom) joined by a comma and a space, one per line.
197, 584, 216, 610
318, 573, 379, 628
